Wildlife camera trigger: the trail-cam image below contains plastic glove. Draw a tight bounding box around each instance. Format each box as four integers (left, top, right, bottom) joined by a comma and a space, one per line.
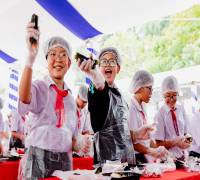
176, 136, 190, 149
81, 135, 92, 154
184, 133, 193, 143
78, 58, 93, 73
77, 59, 105, 90
25, 22, 40, 68
156, 146, 169, 157
72, 134, 92, 155
148, 146, 168, 159
72, 134, 82, 152
135, 124, 154, 140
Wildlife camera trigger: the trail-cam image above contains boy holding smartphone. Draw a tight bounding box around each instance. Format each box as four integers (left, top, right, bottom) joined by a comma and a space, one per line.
18, 17, 90, 179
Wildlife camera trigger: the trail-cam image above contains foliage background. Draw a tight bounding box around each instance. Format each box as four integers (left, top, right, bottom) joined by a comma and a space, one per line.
73, 5, 200, 83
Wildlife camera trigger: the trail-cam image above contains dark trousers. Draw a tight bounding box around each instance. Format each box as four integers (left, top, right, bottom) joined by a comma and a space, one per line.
25, 146, 71, 179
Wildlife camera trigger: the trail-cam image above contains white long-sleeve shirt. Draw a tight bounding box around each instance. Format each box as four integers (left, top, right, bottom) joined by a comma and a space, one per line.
154, 104, 188, 158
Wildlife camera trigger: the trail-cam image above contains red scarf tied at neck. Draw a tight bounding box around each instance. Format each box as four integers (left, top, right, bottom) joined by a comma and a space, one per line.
170, 107, 179, 136
51, 84, 68, 128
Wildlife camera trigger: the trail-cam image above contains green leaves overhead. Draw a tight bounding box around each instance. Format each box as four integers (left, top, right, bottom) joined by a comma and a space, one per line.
75, 5, 200, 82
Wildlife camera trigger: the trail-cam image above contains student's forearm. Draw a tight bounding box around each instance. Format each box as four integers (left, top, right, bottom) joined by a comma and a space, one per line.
130, 130, 145, 142
130, 130, 138, 142
0, 144, 3, 154
134, 143, 149, 154
19, 66, 32, 104
156, 139, 177, 149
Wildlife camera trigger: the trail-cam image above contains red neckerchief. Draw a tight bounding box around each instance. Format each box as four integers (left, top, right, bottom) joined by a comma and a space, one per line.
51, 84, 68, 128
77, 109, 81, 130
170, 107, 179, 136
140, 111, 147, 125
21, 116, 26, 122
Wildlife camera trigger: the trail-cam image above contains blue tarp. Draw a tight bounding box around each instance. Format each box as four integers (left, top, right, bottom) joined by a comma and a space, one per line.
36, 0, 102, 40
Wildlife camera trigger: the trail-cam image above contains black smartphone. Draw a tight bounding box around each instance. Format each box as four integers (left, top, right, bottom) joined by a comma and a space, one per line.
75, 52, 98, 69
75, 53, 89, 63
30, 14, 38, 45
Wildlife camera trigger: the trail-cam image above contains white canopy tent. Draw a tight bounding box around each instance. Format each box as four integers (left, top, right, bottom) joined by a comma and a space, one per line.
1, 0, 199, 62
0, 0, 199, 113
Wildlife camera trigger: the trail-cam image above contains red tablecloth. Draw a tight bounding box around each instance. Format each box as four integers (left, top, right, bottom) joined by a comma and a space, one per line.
140, 169, 200, 180
0, 160, 19, 180
73, 157, 93, 170
2, 158, 200, 180
0, 157, 93, 180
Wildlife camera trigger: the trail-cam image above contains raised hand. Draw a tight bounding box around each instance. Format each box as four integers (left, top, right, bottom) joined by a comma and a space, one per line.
25, 22, 40, 68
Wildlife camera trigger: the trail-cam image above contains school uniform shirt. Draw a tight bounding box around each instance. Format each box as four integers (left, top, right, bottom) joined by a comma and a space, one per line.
0, 111, 4, 143
0, 111, 4, 132
188, 111, 200, 154
10, 111, 24, 134
77, 106, 93, 134
128, 96, 150, 153
154, 104, 188, 158
18, 75, 78, 153
22, 114, 33, 138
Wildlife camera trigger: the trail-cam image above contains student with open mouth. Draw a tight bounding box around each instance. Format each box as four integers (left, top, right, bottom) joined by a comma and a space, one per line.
77, 47, 154, 166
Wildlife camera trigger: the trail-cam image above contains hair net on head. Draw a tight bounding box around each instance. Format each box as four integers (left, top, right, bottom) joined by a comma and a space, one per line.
43, 36, 71, 60
129, 70, 154, 93
78, 85, 88, 102
0, 98, 3, 109
98, 47, 122, 65
162, 75, 179, 94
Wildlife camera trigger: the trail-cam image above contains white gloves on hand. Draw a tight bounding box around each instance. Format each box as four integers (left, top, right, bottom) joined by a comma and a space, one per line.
25, 22, 40, 68
81, 135, 92, 155
149, 146, 168, 159
73, 134, 92, 155
175, 136, 191, 149
135, 124, 154, 140
77, 58, 105, 90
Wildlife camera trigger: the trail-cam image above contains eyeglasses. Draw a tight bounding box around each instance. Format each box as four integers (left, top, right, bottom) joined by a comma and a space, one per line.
164, 94, 178, 100
48, 51, 68, 60
99, 59, 117, 67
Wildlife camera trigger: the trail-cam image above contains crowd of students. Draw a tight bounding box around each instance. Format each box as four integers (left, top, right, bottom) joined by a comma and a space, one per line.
0, 18, 199, 180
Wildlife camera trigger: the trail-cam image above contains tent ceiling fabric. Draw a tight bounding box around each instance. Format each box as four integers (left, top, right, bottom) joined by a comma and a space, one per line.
69, 0, 200, 34
35, 0, 102, 40
0, 0, 82, 63
0, 50, 17, 63
0, 0, 199, 63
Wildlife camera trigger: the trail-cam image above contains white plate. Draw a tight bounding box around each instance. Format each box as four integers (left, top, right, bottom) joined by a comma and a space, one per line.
0, 157, 9, 162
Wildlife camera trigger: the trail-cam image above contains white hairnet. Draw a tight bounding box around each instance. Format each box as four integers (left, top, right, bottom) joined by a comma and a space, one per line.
0, 98, 3, 109
162, 75, 179, 94
129, 70, 154, 93
78, 85, 88, 102
98, 47, 122, 65
43, 36, 71, 60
